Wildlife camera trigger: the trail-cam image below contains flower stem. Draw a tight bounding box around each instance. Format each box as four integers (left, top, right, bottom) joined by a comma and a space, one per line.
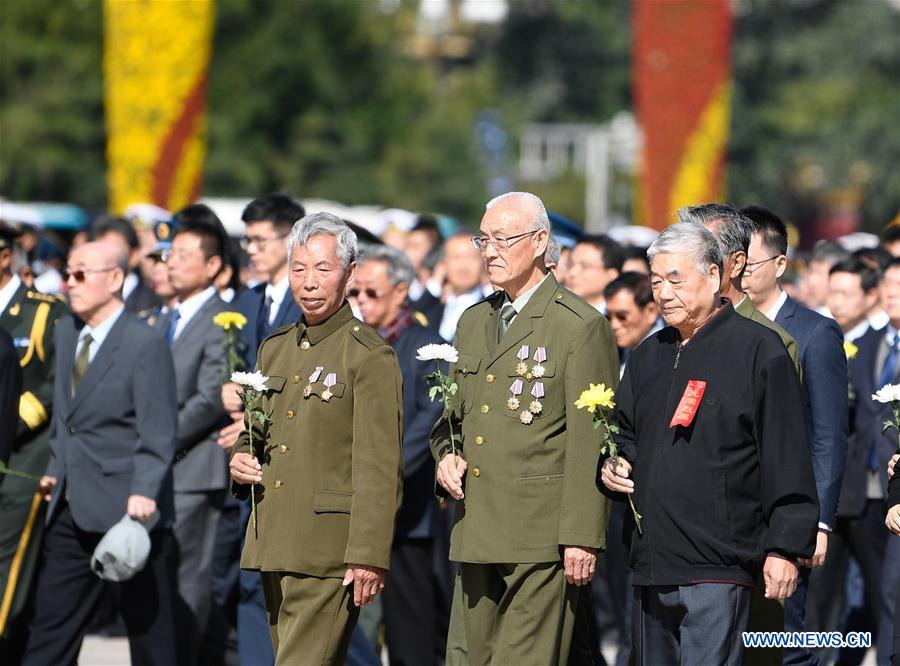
249, 415, 258, 539
0, 467, 41, 482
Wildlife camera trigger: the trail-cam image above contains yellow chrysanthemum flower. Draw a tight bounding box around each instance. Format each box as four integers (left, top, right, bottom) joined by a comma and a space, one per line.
574, 383, 616, 413
213, 311, 248, 330
844, 341, 858, 360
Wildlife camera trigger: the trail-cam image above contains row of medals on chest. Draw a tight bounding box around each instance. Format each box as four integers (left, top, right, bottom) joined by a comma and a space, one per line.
508, 345, 546, 425
303, 366, 337, 401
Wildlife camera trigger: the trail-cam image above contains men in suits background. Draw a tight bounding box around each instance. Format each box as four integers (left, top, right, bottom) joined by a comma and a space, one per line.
432, 192, 618, 665
743, 206, 849, 666
157, 205, 231, 666
23, 240, 178, 666
886, 455, 900, 664
565, 233, 624, 314
355, 245, 449, 666
436, 233, 492, 342
827, 257, 880, 343
90, 216, 161, 315
0, 220, 65, 662
219, 193, 305, 666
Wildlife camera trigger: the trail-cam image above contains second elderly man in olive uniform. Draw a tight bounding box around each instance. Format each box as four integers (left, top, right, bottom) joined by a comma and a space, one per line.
230, 212, 403, 665
431, 192, 618, 665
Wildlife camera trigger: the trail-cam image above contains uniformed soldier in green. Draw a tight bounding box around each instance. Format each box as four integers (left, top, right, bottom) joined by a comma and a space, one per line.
0, 220, 65, 659
431, 192, 618, 666
230, 212, 403, 665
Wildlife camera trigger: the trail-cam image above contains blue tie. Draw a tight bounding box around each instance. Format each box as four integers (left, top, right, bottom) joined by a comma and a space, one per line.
879, 334, 898, 390
165, 308, 181, 346
257, 292, 273, 342
874, 334, 899, 470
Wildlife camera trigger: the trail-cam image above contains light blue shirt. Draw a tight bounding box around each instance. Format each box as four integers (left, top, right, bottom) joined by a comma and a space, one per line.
76, 304, 125, 363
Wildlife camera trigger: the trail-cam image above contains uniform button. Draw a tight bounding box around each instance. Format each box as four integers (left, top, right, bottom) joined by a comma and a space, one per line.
486, 374, 494, 383
475, 436, 484, 445
556, 293, 563, 299
300, 340, 310, 350
286, 410, 294, 419
526, 372, 533, 380
353, 325, 360, 331
273, 480, 282, 488
68, 427, 75, 434
480, 404, 489, 414
292, 375, 300, 384
279, 444, 288, 454
472, 467, 481, 478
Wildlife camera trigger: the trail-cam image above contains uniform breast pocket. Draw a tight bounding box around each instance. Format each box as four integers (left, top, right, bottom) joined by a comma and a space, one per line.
305, 382, 346, 402
503, 360, 557, 421
456, 354, 481, 414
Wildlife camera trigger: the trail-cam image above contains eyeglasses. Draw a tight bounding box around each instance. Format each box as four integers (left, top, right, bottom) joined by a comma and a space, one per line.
348, 288, 383, 299
744, 255, 780, 274
471, 229, 541, 252
240, 233, 289, 251
63, 267, 117, 283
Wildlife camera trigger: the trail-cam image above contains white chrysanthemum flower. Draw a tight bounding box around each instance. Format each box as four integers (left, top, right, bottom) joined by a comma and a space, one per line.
231, 371, 270, 393
416, 343, 459, 364
873, 384, 900, 404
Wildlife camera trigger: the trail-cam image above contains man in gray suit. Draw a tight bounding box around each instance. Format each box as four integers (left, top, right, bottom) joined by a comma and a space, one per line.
158, 205, 231, 665
23, 240, 178, 666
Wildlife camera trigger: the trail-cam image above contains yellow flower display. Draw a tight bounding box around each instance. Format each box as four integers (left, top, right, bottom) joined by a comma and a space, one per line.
844, 341, 858, 360
574, 383, 616, 413
213, 312, 248, 331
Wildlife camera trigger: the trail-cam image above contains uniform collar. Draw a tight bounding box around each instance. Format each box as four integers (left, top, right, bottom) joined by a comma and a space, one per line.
296, 301, 354, 345
0, 274, 22, 315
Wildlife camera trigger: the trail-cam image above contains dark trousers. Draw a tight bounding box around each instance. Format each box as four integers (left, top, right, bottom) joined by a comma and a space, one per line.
237, 498, 275, 666
201, 492, 241, 666
784, 567, 815, 666
592, 502, 632, 666
632, 583, 751, 666
382, 538, 450, 666
879, 535, 900, 666
22, 503, 176, 666
806, 500, 887, 664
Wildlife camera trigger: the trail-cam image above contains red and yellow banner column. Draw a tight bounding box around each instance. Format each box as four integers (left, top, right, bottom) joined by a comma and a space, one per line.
104, 0, 215, 214
633, 0, 733, 229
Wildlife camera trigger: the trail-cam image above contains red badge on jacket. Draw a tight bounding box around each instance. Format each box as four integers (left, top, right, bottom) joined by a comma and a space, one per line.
669, 380, 707, 428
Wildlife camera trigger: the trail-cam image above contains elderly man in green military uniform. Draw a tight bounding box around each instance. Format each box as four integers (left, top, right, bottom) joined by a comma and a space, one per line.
431, 192, 618, 665
0, 219, 65, 661
230, 212, 403, 665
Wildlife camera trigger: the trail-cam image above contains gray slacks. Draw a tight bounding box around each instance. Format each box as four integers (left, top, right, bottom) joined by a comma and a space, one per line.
173, 489, 225, 666
633, 583, 752, 666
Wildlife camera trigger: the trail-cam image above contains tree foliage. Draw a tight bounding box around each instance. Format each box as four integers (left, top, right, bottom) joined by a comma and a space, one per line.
0, 0, 896, 235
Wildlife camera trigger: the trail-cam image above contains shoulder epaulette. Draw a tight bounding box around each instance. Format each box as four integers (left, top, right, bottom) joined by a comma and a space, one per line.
553, 288, 600, 320
349, 320, 385, 351
267, 322, 296, 340
25, 290, 59, 304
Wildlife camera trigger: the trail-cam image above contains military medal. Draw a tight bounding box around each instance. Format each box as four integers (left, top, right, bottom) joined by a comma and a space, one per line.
322, 372, 337, 402
515, 345, 530, 376
529, 382, 544, 414
519, 410, 534, 424
532, 347, 547, 378
305, 366, 324, 398
508, 378, 524, 411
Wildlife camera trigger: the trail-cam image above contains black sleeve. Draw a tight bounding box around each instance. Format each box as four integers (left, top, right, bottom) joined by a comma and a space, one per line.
756, 353, 820, 560
0, 330, 22, 465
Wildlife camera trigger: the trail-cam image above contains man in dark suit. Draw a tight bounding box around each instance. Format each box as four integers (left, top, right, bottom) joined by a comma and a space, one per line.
743, 207, 849, 666
355, 245, 449, 665
887, 455, 900, 664
157, 205, 231, 666
90, 215, 161, 315
22, 240, 178, 666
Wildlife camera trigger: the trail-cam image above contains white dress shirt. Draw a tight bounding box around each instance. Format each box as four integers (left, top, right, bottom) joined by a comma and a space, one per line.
265, 276, 290, 326
764, 290, 789, 322
0, 275, 22, 315
76, 305, 125, 363
172, 285, 217, 341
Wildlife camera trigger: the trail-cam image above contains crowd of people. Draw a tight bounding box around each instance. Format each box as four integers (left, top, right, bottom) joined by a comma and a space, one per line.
0, 192, 898, 666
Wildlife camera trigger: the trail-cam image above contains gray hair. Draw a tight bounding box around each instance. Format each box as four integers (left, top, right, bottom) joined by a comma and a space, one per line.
647, 222, 723, 275
358, 245, 415, 287
545, 234, 561, 266
288, 212, 358, 269
676, 204, 753, 256
485, 191, 551, 233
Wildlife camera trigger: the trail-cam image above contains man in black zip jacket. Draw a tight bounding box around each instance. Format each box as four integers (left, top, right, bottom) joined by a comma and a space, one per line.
599, 221, 819, 666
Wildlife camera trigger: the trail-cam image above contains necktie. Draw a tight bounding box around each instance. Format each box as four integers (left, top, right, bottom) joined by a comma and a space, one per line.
879, 334, 898, 389
258, 292, 274, 341
874, 334, 900, 470
498, 303, 516, 342
166, 308, 181, 346
71, 333, 93, 394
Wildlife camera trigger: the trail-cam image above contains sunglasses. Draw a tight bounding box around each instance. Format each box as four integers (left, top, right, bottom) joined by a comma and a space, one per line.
348, 288, 383, 299
63, 267, 117, 283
